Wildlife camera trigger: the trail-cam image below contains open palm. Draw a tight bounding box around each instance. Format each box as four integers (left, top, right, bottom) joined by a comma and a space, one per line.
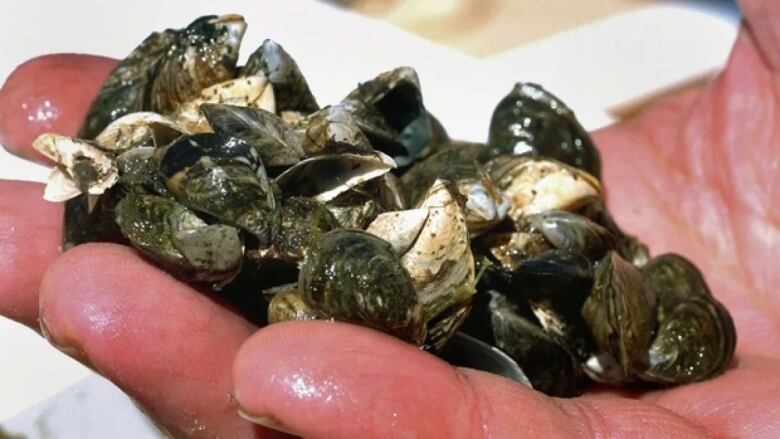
1, 3, 779, 437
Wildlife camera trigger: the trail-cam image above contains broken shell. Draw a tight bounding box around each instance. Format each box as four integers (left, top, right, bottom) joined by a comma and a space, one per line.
342, 66, 427, 165
33, 134, 119, 201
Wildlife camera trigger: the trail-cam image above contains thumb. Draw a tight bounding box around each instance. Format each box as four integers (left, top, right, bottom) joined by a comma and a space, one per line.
232, 321, 706, 438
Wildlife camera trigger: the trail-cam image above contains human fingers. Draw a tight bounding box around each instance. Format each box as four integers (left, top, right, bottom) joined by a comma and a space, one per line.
739, 0, 780, 71
38, 243, 289, 439
593, 27, 780, 359
642, 355, 780, 439
233, 321, 708, 438
0, 54, 116, 163
0, 180, 63, 326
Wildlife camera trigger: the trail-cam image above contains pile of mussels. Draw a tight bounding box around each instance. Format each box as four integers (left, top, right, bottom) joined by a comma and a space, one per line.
34, 14, 736, 397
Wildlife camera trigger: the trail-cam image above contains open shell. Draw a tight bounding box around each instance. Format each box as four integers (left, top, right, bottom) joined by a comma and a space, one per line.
33, 134, 119, 202
275, 151, 396, 202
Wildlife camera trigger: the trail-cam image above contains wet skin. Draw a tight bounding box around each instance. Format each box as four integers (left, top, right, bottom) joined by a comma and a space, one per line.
1, 1, 780, 436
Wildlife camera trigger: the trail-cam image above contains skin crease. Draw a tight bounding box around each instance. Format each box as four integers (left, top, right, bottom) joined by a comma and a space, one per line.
1, 2, 780, 437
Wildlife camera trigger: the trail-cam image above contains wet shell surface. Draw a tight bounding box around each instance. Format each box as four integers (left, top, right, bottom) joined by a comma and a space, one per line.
29, 13, 737, 398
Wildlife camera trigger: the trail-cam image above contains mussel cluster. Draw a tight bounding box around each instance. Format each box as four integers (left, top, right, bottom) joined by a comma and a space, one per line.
34, 15, 736, 397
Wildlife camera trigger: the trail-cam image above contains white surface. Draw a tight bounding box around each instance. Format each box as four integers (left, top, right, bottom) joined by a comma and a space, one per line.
0, 0, 738, 433
483, 3, 740, 128
2, 375, 164, 438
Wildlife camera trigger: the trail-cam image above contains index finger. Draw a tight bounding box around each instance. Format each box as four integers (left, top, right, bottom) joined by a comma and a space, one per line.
0, 54, 116, 163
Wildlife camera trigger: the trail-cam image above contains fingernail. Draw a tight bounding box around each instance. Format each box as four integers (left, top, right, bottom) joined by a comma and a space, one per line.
39, 315, 95, 372
238, 408, 298, 436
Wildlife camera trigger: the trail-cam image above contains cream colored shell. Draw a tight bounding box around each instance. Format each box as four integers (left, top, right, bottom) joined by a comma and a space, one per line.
368, 179, 475, 320
488, 156, 601, 222
33, 134, 119, 202
173, 75, 276, 133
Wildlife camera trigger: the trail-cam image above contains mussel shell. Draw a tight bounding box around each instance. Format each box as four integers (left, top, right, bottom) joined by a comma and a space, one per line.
342, 67, 427, 165
462, 289, 585, 396
367, 180, 476, 349
62, 190, 124, 250
401, 144, 508, 235
486, 155, 601, 222
149, 15, 246, 115
492, 306, 586, 396
299, 229, 426, 345
577, 199, 650, 267
94, 112, 185, 152
582, 251, 657, 381
33, 134, 119, 201
78, 29, 177, 138
240, 39, 319, 114
268, 285, 318, 324
116, 146, 170, 196
399, 181, 476, 321
252, 196, 341, 262
514, 250, 595, 359
529, 211, 616, 262
643, 297, 736, 384
436, 332, 532, 388
487, 82, 601, 178
640, 253, 736, 383
115, 193, 243, 287
325, 187, 386, 229
275, 151, 395, 202
202, 103, 304, 167
173, 75, 276, 133
292, 104, 374, 156
425, 299, 473, 351
641, 254, 712, 311
80, 14, 246, 138
478, 229, 553, 271
160, 133, 278, 245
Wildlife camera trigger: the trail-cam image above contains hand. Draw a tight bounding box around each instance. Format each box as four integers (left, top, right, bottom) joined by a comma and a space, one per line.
2, 1, 779, 437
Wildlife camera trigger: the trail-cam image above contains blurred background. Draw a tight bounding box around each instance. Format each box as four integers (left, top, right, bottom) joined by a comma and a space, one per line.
341, 0, 736, 57
335, 0, 740, 120
0, 0, 740, 436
